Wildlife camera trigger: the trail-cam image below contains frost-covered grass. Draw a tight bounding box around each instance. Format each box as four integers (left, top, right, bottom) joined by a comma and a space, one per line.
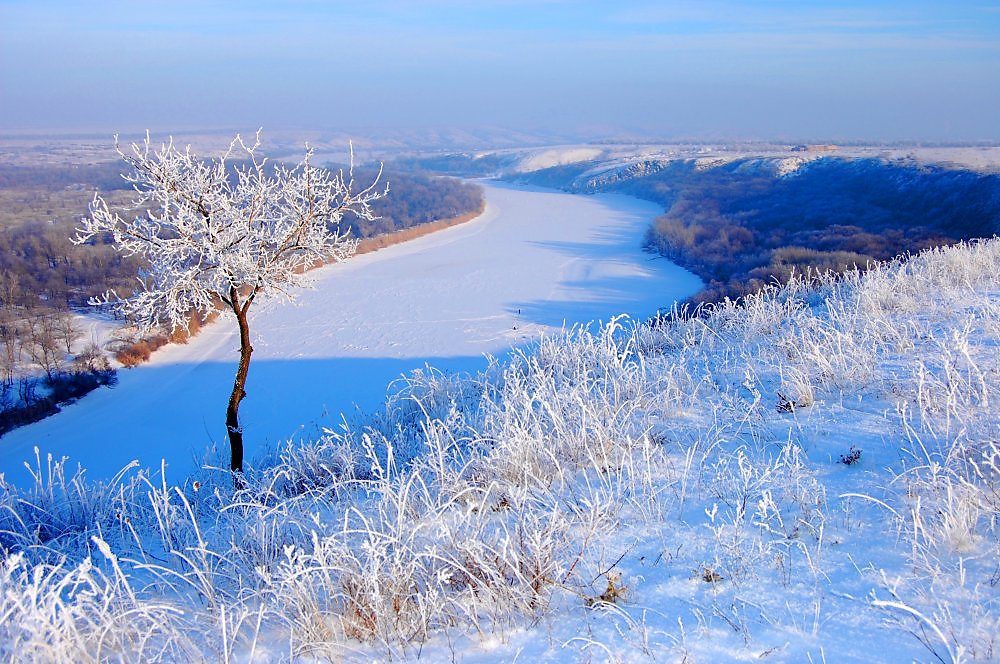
1, 239, 998, 662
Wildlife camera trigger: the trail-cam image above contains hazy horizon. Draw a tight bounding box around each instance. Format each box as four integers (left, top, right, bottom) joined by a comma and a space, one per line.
1, 1, 998, 143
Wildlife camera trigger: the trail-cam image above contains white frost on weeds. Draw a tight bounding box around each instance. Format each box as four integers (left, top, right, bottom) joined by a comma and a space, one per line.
0, 239, 998, 662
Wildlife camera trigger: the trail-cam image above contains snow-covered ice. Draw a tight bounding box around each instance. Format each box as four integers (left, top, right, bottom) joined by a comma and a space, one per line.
0, 182, 701, 486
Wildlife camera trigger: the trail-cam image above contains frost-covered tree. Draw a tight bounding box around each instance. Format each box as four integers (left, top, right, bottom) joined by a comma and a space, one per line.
75, 131, 384, 475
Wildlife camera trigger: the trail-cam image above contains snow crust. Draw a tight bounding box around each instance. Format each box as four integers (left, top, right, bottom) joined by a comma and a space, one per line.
516, 148, 606, 172
0, 182, 701, 486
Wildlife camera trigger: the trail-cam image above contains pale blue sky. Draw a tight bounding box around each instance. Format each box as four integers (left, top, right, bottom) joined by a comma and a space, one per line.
1, 0, 997, 141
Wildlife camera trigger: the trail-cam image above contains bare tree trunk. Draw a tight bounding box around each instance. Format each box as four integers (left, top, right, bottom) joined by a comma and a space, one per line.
226, 307, 253, 476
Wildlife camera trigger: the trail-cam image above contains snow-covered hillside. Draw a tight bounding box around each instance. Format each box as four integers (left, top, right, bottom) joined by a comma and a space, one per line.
0, 182, 701, 487
0, 233, 996, 662
402, 144, 1000, 199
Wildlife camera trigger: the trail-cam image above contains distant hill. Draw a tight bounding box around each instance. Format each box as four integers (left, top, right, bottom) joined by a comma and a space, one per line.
401, 145, 1000, 304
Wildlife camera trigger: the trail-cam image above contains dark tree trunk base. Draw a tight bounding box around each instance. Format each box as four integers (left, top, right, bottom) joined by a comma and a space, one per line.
226, 298, 254, 476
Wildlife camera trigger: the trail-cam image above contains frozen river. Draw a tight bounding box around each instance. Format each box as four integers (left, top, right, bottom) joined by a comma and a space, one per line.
0, 182, 701, 486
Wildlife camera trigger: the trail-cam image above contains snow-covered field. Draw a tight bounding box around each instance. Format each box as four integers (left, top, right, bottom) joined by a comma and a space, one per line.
0, 182, 701, 487
1, 235, 996, 663
1, 179, 997, 663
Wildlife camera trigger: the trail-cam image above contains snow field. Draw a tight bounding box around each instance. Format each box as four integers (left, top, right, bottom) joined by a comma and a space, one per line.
0, 239, 998, 662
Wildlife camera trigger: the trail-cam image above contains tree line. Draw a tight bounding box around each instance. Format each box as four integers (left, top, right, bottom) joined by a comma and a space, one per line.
0, 272, 118, 435
630, 159, 999, 303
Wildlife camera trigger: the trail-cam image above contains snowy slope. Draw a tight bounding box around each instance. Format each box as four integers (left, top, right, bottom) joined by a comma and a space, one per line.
0, 239, 1000, 663
0, 182, 701, 486
0, 234, 996, 663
